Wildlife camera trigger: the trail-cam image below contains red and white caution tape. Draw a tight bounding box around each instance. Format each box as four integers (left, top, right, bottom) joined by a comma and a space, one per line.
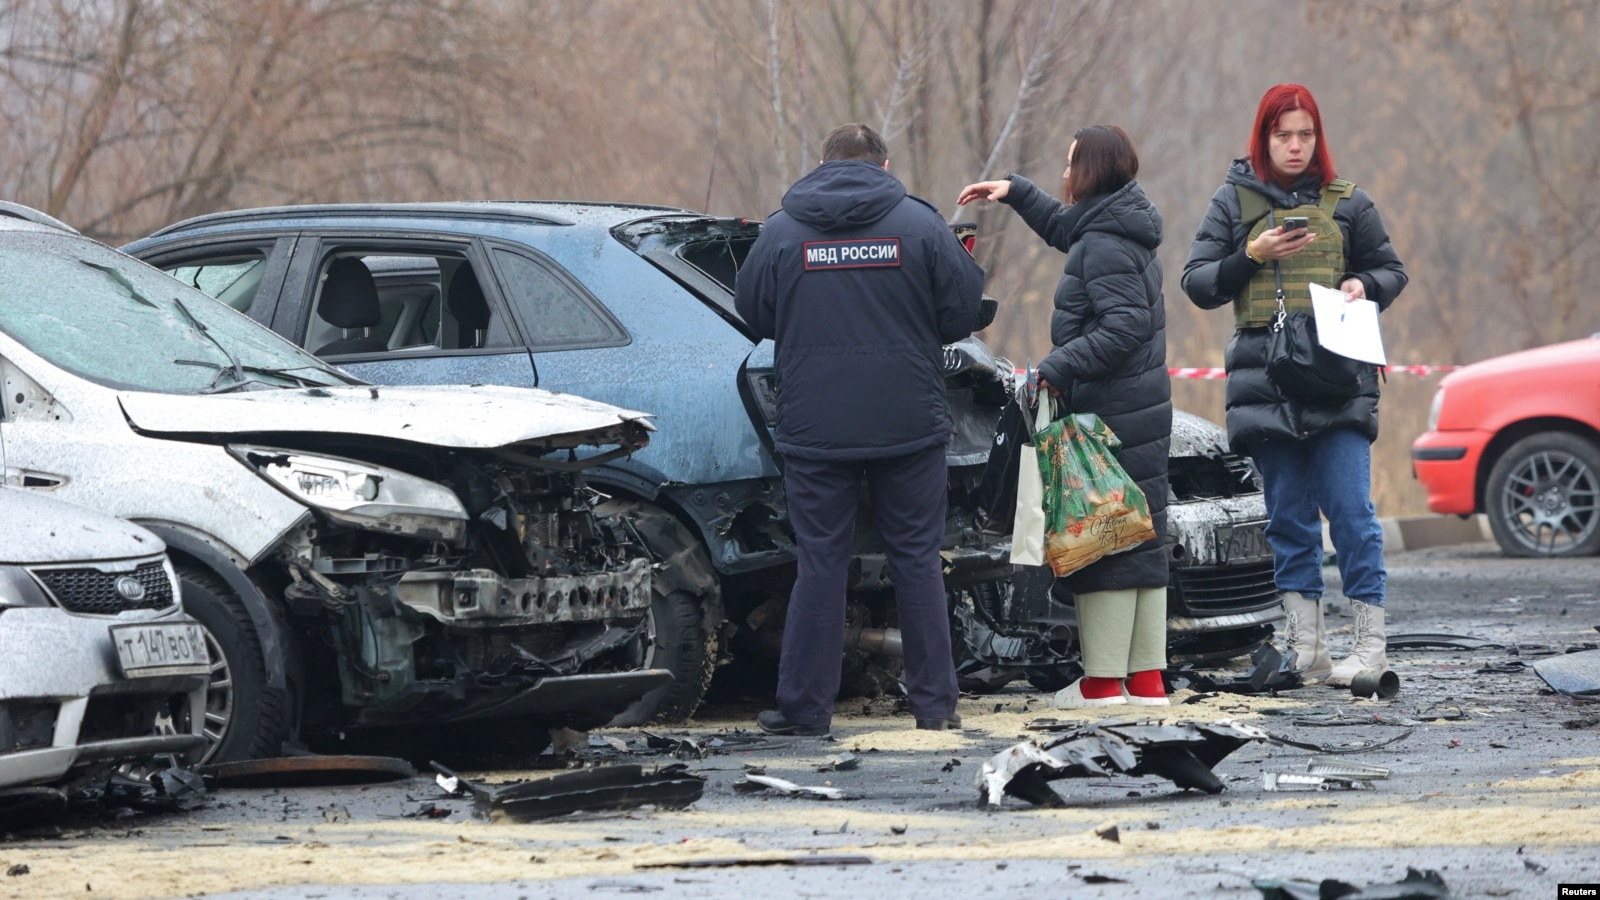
1167, 365, 1457, 379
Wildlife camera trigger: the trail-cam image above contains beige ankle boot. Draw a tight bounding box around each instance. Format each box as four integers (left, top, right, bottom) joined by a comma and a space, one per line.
1280, 591, 1332, 682
1326, 602, 1388, 687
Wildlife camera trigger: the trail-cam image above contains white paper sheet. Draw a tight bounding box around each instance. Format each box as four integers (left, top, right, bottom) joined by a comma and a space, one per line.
1309, 282, 1387, 366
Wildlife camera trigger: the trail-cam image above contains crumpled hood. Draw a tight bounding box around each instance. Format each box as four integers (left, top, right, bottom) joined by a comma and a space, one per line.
1071, 180, 1163, 251
118, 384, 654, 451
0, 487, 162, 564
781, 160, 906, 231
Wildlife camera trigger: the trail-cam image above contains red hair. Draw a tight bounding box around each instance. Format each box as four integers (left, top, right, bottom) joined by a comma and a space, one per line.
1249, 84, 1336, 188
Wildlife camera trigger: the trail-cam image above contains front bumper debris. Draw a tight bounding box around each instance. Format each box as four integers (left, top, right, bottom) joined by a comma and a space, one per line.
977, 719, 1270, 807
394, 558, 652, 626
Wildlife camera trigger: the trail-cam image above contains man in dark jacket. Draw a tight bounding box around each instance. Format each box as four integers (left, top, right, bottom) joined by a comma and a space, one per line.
735, 123, 986, 735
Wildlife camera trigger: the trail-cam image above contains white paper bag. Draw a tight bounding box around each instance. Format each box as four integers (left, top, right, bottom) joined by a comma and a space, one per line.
1009, 393, 1052, 566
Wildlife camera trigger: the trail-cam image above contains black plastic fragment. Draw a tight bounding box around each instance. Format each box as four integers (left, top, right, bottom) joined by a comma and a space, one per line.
431, 761, 704, 821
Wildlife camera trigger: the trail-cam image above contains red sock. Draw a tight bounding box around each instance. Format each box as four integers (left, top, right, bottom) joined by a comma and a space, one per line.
1125, 670, 1166, 698
1080, 676, 1123, 699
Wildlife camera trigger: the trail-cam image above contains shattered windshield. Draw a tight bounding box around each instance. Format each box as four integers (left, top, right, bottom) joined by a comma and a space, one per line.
0, 232, 351, 393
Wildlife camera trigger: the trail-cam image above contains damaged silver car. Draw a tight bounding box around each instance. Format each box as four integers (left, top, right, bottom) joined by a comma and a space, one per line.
0, 208, 663, 763
0, 487, 208, 805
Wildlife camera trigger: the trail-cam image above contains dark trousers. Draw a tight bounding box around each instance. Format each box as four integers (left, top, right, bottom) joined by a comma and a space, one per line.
776, 444, 959, 727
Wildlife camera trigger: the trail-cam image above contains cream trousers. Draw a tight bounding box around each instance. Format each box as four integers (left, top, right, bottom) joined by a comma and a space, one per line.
1075, 587, 1167, 678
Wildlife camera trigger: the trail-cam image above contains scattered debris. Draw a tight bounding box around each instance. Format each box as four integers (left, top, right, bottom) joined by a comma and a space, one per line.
1094, 822, 1121, 842
1267, 728, 1414, 755
104, 767, 208, 812
1169, 645, 1303, 695
1263, 773, 1374, 792
430, 762, 704, 822
636, 855, 872, 869
642, 732, 708, 760
198, 755, 415, 788
320, 804, 351, 823
1532, 648, 1600, 697
890, 824, 907, 835
940, 758, 962, 773
1305, 756, 1390, 780
1262, 757, 1388, 793
586, 879, 662, 893
734, 773, 848, 801
817, 753, 861, 773
977, 720, 1269, 807
1079, 873, 1127, 884
5, 864, 28, 877
1253, 866, 1449, 899
1385, 632, 1504, 651
811, 821, 848, 835
1522, 857, 1548, 874
402, 801, 452, 819
1348, 669, 1400, 699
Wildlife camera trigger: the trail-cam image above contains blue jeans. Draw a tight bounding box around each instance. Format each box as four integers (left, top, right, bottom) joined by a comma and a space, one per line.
1250, 428, 1386, 607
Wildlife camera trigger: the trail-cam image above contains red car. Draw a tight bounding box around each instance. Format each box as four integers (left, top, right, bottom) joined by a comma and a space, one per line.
1412, 336, 1600, 557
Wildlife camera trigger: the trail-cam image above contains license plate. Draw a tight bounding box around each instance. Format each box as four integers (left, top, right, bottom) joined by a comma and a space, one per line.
110, 623, 211, 678
1215, 520, 1272, 565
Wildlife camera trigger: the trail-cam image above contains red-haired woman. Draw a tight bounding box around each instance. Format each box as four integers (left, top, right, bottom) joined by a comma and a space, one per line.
1182, 84, 1407, 687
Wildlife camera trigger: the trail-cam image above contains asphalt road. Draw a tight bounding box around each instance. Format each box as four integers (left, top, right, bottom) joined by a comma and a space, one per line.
4, 541, 1599, 900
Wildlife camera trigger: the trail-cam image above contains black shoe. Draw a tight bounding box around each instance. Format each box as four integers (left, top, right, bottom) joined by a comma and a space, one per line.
915, 713, 963, 731
756, 709, 829, 736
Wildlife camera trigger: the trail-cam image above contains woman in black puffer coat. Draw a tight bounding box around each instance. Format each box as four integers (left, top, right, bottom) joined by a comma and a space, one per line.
1183, 84, 1406, 689
959, 125, 1173, 709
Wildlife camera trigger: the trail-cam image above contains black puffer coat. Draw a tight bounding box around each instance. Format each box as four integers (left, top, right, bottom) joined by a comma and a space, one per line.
1181, 159, 1407, 451
1004, 175, 1171, 594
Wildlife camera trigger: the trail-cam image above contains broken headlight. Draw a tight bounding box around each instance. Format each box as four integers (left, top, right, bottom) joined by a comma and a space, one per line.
0, 565, 51, 610
229, 444, 468, 542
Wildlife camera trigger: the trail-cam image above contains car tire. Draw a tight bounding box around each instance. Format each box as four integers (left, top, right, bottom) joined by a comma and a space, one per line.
1485, 432, 1600, 558
177, 567, 294, 763
603, 502, 722, 726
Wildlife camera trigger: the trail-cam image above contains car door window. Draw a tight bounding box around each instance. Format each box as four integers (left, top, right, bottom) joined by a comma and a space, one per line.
491, 248, 626, 350
162, 253, 268, 313
306, 250, 513, 357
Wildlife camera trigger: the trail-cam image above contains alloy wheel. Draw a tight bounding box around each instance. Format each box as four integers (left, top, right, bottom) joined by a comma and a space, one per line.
1497, 448, 1600, 555
199, 626, 235, 762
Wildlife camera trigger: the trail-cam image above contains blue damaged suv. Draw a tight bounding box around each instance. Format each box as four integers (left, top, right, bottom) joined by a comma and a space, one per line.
125, 202, 1283, 719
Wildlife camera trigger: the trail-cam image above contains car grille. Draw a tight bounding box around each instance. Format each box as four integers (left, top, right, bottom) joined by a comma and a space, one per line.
30, 561, 175, 615
1223, 453, 1259, 488
1171, 560, 1278, 614
1170, 453, 1261, 500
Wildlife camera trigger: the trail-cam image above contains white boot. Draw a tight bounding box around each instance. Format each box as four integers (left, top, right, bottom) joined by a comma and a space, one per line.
1280, 591, 1332, 682
1326, 602, 1388, 687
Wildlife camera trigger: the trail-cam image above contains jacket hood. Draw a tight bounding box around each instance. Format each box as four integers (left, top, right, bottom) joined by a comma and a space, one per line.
118, 384, 653, 452
0, 487, 162, 564
1225, 157, 1327, 206
781, 160, 907, 231
1071, 180, 1163, 250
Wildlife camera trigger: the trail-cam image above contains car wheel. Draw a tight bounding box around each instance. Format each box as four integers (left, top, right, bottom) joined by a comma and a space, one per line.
177, 567, 294, 762
1485, 432, 1600, 558
602, 502, 722, 726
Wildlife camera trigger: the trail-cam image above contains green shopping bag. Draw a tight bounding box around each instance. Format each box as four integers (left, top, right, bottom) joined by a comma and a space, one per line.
1035, 412, 1157, 577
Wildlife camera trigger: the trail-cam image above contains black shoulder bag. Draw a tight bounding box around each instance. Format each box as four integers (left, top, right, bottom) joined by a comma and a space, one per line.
1263, 214, 1366, 403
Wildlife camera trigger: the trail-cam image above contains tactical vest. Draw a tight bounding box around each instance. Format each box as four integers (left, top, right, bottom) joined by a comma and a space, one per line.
1233, 178, 1356, 328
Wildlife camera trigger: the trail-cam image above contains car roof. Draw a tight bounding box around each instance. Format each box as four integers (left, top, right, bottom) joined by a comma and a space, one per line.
149, 200, 697, 237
